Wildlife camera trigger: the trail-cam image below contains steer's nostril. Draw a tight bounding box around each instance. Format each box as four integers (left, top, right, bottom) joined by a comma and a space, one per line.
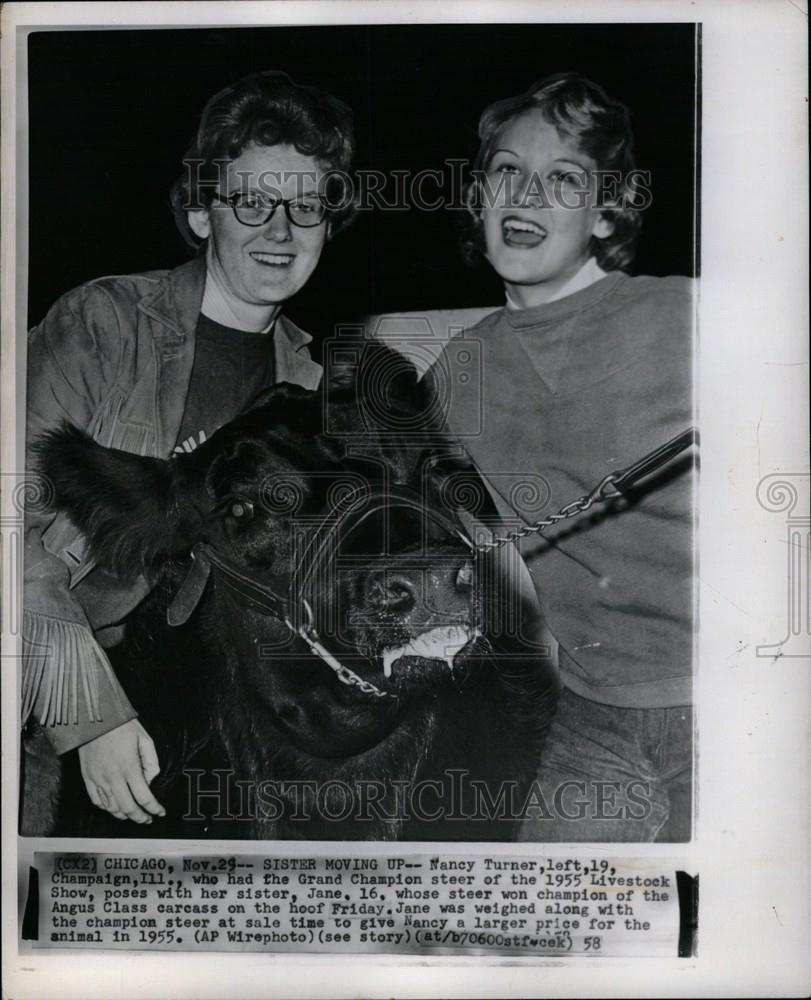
367, 572, 416, 612
455, 563, 474, 593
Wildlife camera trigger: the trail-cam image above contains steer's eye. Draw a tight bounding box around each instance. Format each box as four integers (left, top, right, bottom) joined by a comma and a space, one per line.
228, 499, 255, 523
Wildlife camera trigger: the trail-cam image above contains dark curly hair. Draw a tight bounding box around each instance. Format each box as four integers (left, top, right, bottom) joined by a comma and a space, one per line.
170, 70, 357, 250
461, 72, 643, 273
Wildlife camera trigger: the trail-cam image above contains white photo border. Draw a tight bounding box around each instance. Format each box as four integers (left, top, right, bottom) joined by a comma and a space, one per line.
2, 1, 809, 998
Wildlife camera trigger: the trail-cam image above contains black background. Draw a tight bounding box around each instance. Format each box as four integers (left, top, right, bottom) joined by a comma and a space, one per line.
28, 24, 698, 344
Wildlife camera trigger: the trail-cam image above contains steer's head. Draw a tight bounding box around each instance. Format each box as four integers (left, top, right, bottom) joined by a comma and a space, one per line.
36, 346, 505, 761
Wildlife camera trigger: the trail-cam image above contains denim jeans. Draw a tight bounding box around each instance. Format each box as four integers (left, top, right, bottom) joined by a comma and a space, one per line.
518, 687, 693, 842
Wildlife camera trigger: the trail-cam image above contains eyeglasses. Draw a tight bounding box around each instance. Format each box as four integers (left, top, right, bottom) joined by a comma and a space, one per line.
211, 192, 328, 229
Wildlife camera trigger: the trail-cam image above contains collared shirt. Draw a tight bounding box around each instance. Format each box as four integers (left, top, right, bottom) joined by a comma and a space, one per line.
505, 257, 608, 311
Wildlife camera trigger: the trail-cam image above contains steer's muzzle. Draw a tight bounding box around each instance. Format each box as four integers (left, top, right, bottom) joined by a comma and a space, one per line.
349, 544, 480, 682
296, 489, 486, 689
362, 550, 475, 624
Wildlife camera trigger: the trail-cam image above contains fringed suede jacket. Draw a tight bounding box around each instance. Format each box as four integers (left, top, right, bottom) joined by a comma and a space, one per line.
23, 256, 322, 753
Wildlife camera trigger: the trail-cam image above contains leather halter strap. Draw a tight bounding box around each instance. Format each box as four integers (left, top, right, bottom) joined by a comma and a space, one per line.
194, 543, 291, 621
172, 540, 395, 700
173, 486, 473, 625
165, 485, 476, 700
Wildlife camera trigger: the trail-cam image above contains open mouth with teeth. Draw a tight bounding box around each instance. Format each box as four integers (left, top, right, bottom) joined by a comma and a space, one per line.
502, 216, 547, 248
249, 251, 295, 266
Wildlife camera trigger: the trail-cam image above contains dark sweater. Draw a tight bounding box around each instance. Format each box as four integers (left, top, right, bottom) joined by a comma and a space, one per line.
174, 313, 275, 454
431, 272, 695, 708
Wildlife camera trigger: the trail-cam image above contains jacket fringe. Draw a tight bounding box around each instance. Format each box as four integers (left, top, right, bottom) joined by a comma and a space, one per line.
108, 420, 153, 455
21, 609, 125, 727
90, 389, 155, 456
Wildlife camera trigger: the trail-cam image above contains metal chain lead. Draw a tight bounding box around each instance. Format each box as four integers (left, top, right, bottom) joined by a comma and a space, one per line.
332, 661, 393, 699
476, 428, 697, 553
475, 472, 624, 553
288, 605, 394, 699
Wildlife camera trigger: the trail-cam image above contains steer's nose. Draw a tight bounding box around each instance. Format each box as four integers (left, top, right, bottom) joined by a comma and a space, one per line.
455, 562, 474, 593
362, 555, 476, 625
364, 571, 417, 613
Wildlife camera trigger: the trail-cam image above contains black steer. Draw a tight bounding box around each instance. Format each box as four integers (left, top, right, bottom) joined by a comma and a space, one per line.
26, 346, 559, 840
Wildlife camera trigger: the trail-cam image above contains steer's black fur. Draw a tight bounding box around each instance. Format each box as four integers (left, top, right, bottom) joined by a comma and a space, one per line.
30, 345, 559, 840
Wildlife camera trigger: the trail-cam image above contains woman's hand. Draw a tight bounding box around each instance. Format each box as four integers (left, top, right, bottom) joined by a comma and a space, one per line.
78, 719, 166, 823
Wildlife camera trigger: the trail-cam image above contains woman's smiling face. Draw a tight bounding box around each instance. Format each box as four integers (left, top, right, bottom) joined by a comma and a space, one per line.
481, 109, 613, 308
188, 142, 328, 309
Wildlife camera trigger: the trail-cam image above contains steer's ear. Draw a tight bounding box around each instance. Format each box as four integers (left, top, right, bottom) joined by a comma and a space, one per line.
35, 424, 202, 577
325, 341, 440, 433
